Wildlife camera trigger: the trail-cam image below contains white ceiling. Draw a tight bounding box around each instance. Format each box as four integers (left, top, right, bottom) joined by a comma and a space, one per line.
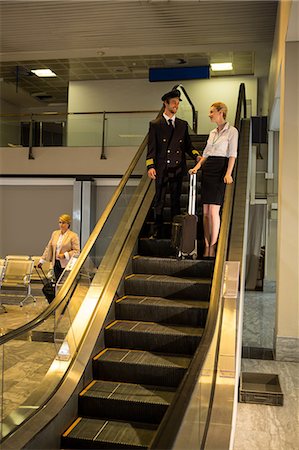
0, 0, 278, 105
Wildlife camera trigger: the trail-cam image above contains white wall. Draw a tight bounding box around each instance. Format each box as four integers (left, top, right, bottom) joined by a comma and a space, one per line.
68, 76, 257, 135
0, 146, 145, 176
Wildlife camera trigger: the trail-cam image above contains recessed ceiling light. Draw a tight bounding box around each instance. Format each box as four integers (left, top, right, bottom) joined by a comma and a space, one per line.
210, 63, 233, 71
31, 69, 57, 77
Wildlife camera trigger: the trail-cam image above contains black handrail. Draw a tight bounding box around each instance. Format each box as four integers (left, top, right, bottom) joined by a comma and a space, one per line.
173, 83, 197, 132
235, 82, 247, 130
149, 83, 247, 450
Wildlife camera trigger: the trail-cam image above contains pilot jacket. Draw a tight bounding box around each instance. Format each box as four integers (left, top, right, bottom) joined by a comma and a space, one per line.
41, 229, 80, 269
146, 116, 199, 220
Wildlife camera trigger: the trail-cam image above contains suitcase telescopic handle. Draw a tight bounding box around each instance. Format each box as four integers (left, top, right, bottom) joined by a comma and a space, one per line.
188, 173, 197, 215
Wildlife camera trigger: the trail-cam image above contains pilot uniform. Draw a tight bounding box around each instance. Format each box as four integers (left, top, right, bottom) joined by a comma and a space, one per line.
146, 90, 199, 236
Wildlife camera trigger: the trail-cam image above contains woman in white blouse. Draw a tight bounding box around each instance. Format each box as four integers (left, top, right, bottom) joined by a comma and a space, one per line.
189, 102, 238, 258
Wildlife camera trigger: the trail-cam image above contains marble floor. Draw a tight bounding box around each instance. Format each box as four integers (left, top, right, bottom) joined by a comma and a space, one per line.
234, 358, 299, 450
234, 284, 299, 450
242, 282, 276, 349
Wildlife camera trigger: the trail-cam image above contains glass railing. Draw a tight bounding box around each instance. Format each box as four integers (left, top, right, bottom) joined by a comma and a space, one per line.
0, 84, 198, 150
0, 110, 158, 149
0, 111, 158, 160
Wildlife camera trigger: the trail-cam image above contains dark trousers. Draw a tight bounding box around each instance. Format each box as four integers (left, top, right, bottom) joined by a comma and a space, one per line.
54, 259, 64, 282
154, 171, 183, 225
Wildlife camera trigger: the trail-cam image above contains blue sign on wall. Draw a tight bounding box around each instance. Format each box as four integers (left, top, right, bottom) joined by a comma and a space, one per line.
149, 66, 210, 82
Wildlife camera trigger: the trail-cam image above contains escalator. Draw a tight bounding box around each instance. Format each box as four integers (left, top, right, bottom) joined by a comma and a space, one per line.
0, 84, 249, 450
62, 161, 214, 449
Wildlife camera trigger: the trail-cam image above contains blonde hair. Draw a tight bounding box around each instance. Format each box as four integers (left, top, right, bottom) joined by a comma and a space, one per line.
211, 102, 228, 120
59, 214, 71, 224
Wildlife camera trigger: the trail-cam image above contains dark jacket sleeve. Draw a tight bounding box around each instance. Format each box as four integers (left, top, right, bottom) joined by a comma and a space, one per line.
146, 121, 156, 170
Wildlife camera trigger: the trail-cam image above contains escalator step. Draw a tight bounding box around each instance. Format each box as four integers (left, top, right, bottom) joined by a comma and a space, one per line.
79, 379, 175, 423
124, 274, 211, 300
62, 417, 157, 449
105, 320, 203, 355
116, 296, 208, 326
93, 348, 191, 387
132, 255, 214, 278
139, 237, 197, 256
139, 225, 174, 242
146, 204, 203, 222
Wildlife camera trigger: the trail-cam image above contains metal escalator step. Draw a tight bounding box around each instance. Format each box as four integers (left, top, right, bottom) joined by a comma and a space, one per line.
146, 206, 174, 222
79, 379, 175, 423
132, 255, 214, 278
62, 417, 157, 449
139, 226, 174, 242
116, 296, 209, 326
124, 274, 211, 301
138, 237, 205, 257
105, 320, 203, 355
93, 348, 191, 387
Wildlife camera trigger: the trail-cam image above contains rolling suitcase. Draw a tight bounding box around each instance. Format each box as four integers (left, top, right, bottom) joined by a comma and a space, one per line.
171, 173, 198, 259
34, 266, 56, 303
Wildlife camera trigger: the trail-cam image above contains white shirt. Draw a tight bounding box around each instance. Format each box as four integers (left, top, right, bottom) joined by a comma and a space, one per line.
56, 231, 69, 260
203, 122, 238, 158
163, 113, 176, 126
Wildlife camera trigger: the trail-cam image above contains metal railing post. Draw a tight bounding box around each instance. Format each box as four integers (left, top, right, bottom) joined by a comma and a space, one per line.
28, 114, 34, 159
100, 111, 107, 159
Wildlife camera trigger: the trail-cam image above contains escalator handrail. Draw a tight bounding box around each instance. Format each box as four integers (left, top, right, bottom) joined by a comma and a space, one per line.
235, 82, 247, 130
0, 107, 163, 347
149, 82, 247, 450
173, 83, 197, 132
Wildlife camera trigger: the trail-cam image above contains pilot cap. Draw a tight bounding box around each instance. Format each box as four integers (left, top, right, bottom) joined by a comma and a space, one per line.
161, 89, 182, 102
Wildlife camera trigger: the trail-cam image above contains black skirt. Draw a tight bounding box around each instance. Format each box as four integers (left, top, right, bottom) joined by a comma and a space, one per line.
201, 156, 228, 205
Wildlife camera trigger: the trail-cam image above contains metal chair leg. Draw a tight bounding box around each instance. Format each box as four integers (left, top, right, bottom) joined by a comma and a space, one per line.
19, 284, 36, 307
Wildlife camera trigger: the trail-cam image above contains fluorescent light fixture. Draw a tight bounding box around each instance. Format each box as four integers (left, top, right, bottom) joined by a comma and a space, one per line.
210, 63, 233, 71
31, 68, 57, 77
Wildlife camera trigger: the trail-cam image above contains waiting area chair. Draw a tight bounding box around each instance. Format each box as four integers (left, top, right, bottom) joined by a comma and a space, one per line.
1, 255, 35, 307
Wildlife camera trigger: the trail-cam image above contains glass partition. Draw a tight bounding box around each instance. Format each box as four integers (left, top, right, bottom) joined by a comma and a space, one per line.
0, 117, 23, 147
105, 113, 154, 147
